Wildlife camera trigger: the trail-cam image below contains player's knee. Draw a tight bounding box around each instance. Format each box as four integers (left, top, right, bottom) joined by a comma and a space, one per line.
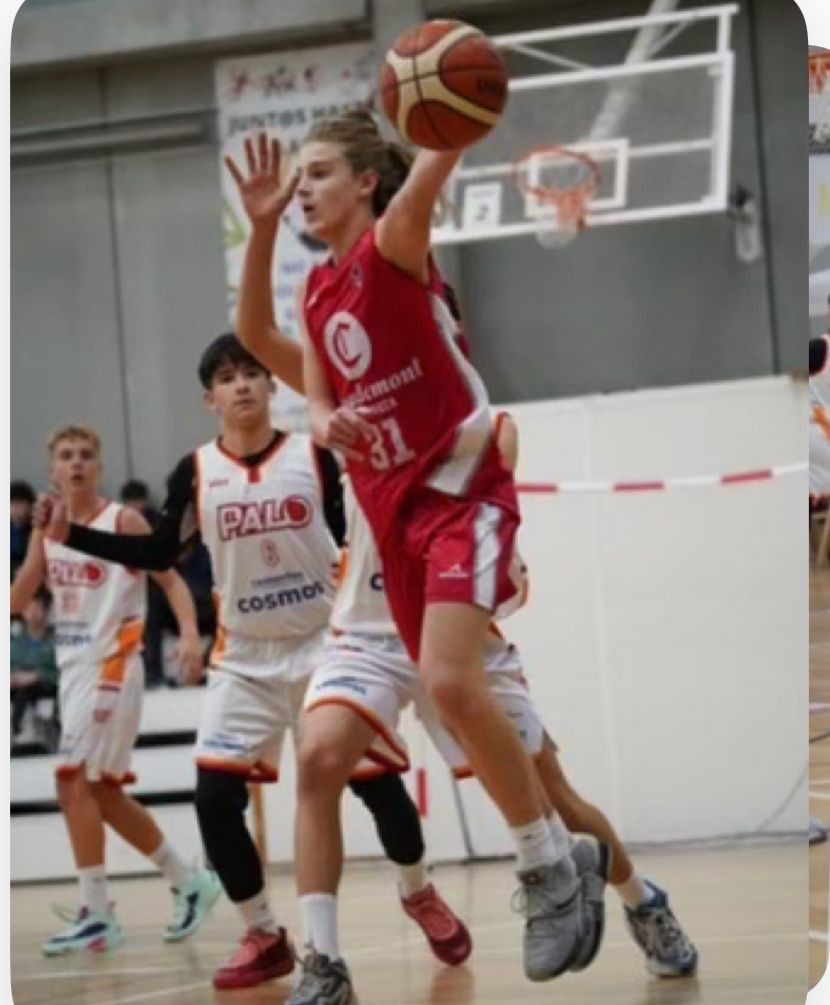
350, 774, 424, 865
56, 771, 86, 811
297, 738, 350, 796
89, 780, 122, 811
195, 767, 248, 829
425, 672, 486, 727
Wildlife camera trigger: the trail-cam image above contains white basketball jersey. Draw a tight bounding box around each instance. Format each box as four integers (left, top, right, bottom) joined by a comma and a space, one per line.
331, 479, 397, 635
45, 502, 146, 673
196, 434, 338, 642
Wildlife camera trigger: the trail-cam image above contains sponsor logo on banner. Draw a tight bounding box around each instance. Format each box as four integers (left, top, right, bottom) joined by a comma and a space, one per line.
215, 43, 375, 430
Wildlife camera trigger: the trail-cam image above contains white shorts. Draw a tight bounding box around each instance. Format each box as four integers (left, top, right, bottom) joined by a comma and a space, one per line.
195, 671, 309, 782
418, 667, 551, 779
57, 654, 144, 785
304, 632, 549, 780
304, 635, 416, 778
210, 626, 326, 681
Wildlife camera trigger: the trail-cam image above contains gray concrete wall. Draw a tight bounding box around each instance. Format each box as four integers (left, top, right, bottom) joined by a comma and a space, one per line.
10, 0, 807, 494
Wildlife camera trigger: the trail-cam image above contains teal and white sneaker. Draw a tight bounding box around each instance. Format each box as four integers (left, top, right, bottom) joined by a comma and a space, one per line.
163, 868, 223, 942
41, 906, 124, 956
624, 882, 698, 977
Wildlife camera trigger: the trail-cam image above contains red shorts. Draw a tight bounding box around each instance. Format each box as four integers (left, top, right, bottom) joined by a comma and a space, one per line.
380, 490, 521, 661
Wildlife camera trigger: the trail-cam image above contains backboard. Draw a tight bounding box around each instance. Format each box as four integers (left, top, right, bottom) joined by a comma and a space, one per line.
432, 4, 738, 246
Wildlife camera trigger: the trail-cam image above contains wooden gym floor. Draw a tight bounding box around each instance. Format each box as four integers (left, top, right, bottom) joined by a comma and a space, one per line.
11, 567, 819, 1004
811, 563, 830, 989
11, 840, 806, 1005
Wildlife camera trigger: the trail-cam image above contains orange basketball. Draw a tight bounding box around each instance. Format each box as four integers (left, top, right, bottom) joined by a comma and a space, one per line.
379, 20, 508, 151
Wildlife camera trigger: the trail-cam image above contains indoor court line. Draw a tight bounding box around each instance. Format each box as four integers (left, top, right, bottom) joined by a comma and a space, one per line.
13, 965, 189, 982
811, 792, 830, 801
812, 931, 829, 943
66, 980, 210, 1005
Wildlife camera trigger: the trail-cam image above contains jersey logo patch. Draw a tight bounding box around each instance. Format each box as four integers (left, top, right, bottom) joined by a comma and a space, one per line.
260, 539, 280, 568
48, 559, 107, 589
324, 311, 372, 380
217, 496, 313, 541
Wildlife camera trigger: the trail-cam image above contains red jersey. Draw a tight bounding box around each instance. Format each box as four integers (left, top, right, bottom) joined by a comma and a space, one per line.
304, 226, 515, 545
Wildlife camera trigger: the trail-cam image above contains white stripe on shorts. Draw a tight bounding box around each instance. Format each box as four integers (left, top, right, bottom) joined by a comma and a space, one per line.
474, 503, 502, 610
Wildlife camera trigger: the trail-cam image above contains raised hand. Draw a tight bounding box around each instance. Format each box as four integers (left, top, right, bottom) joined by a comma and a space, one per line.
320, 407, 374, 463
224, 132, 299, 230
34, 493, 69, 544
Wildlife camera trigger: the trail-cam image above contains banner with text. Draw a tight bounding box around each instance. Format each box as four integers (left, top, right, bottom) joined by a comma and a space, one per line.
215, 43, 376, 428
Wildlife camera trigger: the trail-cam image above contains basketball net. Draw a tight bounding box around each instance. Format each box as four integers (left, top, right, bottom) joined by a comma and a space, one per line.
810, 52, 830, 145
514, 146, 601, 250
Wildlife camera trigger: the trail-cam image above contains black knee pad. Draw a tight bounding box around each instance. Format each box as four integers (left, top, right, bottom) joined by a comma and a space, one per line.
195, 767, 263, 903
349, 773, 425, 866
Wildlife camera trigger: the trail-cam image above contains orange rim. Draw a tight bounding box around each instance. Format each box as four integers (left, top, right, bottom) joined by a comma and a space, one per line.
514, 145, 601, 232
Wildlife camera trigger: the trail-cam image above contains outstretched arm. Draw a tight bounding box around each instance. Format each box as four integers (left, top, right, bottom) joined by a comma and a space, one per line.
10, 530, 46, 615
226, 133, 304, 393
300, 325, 372, 463
150, 570, 204, 684
37, 456, 196, 571
376, 149, 463, 282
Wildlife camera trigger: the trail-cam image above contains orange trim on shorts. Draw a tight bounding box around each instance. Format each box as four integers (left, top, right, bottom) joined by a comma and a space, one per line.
55, 763, 82, 779
350, 762, 395, 782
100, 771, 138, 787
304, 696, 410, 772
195, 757, 280, 783
54, 764, 138, 786
99, 620, 144, 685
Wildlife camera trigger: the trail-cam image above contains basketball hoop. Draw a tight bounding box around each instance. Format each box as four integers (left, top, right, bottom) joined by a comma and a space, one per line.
809, 51, 830, 146
514, 145, 601, 249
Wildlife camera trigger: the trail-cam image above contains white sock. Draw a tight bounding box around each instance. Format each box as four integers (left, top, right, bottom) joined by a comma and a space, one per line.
616, 872, 653, 910
78, 865, 109, 915
300, 893, 340, 960
237, 890, 281, 934
148, 839, 192, 890
397, 860, 428, 899
511, 817, 572, 873
546, 810, 573, 861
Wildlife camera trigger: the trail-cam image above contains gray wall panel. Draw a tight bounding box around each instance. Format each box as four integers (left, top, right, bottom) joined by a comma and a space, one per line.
110, 145, 228, 490
11, 162, 130, 492
9, 0, 807, 496
747, 0, 807, 372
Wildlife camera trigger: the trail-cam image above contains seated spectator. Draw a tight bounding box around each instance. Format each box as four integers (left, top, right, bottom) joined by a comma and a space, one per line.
10, 480, 35, 577
11, 587, 59, 749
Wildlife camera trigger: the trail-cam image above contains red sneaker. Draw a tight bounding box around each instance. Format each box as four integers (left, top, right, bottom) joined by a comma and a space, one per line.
212, 927, 295, 990
401, 883, 472, 966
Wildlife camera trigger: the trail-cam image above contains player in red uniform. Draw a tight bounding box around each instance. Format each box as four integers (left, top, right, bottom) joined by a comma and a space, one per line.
229, 114, 592, 1003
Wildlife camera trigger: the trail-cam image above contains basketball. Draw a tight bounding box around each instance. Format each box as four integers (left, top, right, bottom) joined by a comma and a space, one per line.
379, 20, 508, 151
